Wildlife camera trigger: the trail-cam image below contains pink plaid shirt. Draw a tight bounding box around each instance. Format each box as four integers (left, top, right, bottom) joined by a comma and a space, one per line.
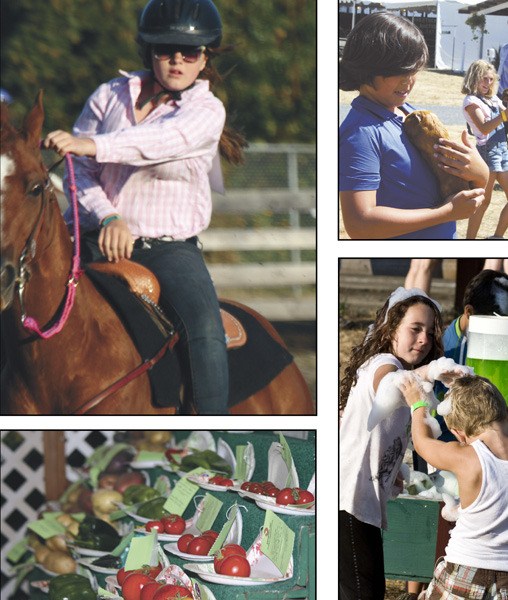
64, 71, 225, 239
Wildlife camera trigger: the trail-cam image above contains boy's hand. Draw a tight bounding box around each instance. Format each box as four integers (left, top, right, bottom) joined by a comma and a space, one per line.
43, 130, 97, 157
434, 131, 489, 188
98, 218, 134, 263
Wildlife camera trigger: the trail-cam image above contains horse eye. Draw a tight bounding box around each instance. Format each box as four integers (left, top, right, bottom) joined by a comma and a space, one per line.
28, 181, 46, 197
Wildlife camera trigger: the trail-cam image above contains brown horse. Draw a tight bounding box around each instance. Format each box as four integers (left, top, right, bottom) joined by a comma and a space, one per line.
0, 93, 314, 415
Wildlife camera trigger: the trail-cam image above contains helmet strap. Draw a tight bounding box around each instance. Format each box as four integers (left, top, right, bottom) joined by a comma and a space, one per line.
136, 73, 195, 110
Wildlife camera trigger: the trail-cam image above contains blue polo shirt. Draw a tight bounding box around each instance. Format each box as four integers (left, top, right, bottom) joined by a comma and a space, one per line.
339, 95, 456, 239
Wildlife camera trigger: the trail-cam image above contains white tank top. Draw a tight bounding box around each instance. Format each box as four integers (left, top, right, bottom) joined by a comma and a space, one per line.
445, 439, 508, 570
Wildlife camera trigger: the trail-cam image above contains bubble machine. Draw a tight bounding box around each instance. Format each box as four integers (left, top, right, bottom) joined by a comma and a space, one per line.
466, 315, 508, 404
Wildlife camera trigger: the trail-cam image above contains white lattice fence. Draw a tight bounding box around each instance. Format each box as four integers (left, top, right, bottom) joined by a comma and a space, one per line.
0, 430, 116, 599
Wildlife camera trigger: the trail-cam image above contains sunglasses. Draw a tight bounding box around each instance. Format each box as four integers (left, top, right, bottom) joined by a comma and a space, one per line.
152, 45, 205, 63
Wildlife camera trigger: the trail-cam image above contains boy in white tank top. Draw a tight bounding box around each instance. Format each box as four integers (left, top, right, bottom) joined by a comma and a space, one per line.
400, 374, 508, 599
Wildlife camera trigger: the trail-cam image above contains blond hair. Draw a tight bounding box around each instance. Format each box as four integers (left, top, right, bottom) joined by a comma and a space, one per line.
461, 60, 499, 98
444, 375, 507, 437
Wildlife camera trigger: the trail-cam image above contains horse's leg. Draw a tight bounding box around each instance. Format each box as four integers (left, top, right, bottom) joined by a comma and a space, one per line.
229, 362, 315, 415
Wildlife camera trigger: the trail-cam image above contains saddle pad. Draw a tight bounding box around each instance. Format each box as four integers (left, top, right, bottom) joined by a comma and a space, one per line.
86, 268, 181, 407
219, 300, 294, 408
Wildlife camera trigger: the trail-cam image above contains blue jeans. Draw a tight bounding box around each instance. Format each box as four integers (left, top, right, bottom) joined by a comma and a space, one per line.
82, 233, 229, 414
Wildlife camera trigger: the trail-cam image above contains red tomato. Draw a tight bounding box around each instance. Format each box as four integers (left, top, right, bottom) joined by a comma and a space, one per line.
153, 584, 194, 600
248, 483, 263, 494
219, 555, 251, 577
118, 565, 161, 586
209, 475, 225, 484
276, 487, 298, 505
240, 481, 251, 491
213, 543, 247, 572
177, 533, 195, 552
264, 486, 280, 498
145, 520, 165, 533
220, 478, 234, 487
121, 572, 156, 600
296, 490, 315, 505
187, 535, 214, 555
201, 530, 219, 541
161, 514, 186, 535
140, 581, 164, 600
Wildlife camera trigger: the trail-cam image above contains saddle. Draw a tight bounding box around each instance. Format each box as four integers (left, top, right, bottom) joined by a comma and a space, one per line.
88, 260, 247, 349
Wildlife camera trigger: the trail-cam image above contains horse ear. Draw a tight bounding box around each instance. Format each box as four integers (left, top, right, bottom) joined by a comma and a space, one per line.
22, 89, 45, 149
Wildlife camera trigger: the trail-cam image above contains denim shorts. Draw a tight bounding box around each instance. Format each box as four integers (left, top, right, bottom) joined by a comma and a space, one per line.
478, 138, 508, 172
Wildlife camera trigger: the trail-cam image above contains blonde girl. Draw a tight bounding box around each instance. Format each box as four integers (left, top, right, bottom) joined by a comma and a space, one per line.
339, 288, 444, 599
462, 60, 508, 239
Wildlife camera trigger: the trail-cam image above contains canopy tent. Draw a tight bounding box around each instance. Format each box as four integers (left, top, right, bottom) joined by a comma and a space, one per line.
340, 0, 508, 70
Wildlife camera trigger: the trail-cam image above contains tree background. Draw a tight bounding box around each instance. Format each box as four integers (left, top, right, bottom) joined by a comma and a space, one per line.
1, 0, 316, 143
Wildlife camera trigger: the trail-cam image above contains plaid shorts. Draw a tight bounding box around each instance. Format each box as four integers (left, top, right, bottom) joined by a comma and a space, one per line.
426, 560, 508, 599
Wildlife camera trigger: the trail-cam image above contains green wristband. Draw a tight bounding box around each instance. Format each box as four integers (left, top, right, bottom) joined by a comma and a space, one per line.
101, 214, 120, 227
411, 400, 429, 414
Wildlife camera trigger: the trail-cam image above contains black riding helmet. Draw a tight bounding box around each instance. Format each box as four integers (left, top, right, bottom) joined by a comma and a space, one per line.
138, 0, 222, 53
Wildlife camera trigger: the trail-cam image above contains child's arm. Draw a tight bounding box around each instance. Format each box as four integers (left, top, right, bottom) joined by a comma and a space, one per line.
340, 188, 485, 239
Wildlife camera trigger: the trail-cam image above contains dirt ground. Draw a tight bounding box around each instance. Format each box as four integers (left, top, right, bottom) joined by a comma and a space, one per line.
339, 70, 507, 239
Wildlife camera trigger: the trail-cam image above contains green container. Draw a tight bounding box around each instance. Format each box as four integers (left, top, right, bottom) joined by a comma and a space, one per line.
383, 497, 455, 583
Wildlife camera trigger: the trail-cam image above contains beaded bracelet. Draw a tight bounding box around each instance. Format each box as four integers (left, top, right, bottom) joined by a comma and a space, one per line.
411, 400, 429, 414
101, 215, 120, 227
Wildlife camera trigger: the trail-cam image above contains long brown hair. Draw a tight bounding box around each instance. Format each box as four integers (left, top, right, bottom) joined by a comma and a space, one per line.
339, 296, 443, 410
201, 47, 247, 165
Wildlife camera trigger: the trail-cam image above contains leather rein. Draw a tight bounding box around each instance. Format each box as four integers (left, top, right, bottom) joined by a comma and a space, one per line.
18, 151, 176, 413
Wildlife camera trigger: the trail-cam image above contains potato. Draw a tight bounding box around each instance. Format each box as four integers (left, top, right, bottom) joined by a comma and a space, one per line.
46, 535, 68, 553
56, 513, 74, 528
43, 550, 76, 574
35, 545, 50, 564
92, 489, 123, 515
66, 519, 80, 537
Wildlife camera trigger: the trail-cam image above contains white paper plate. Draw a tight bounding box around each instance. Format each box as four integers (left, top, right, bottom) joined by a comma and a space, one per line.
163, 542, 214, 562
254, 498, 315, 516
231, 487, 271, 503
130, 460, 168, 469
69, 545, 111, 557
105, 574, 120, 589
134, 526, 181, 542
187, 476, 236, 492
183, 562, 292, 586
76, 556, 119, 574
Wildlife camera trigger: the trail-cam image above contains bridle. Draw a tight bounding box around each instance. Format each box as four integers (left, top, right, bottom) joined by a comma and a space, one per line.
13, 150, 177, 412
18, 153, 83, 338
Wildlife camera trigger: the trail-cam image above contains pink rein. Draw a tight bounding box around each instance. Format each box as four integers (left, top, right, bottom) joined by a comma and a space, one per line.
22, 153, 84, 338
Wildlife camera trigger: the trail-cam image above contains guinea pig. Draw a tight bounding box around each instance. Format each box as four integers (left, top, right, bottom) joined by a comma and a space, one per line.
403, 110, 469, 200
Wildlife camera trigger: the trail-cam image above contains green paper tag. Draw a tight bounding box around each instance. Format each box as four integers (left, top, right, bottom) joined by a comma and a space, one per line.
70, 512, 86, 522
111, 531, 134, 557
163, 476, 199, 516
109, 508, 127, 521
209, 504, 238, 555
278, 433, 295, 487
196, 493, 223, 534
233, 445, 247, 480
97, 587, 118, 598
6, 539, 28, 563
28, 519, 66, 539
260, 510, 295, 575
136, 450, 166, 463
154, 475, 171, 496
124, 530, 158, 571
42, 511, 63, 521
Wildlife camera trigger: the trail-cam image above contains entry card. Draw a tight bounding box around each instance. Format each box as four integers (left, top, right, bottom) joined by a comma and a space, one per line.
278, 433, 295, 487
260, 510, 294, 575
135, 450, 166, 463
196, 493, 223, 533
27, 518, 66, 539
233, 445, 247, 480
209, 504, 238, 555
163, 474, 200, 515
124, 530, 158, 571
6, 539, 28, 563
